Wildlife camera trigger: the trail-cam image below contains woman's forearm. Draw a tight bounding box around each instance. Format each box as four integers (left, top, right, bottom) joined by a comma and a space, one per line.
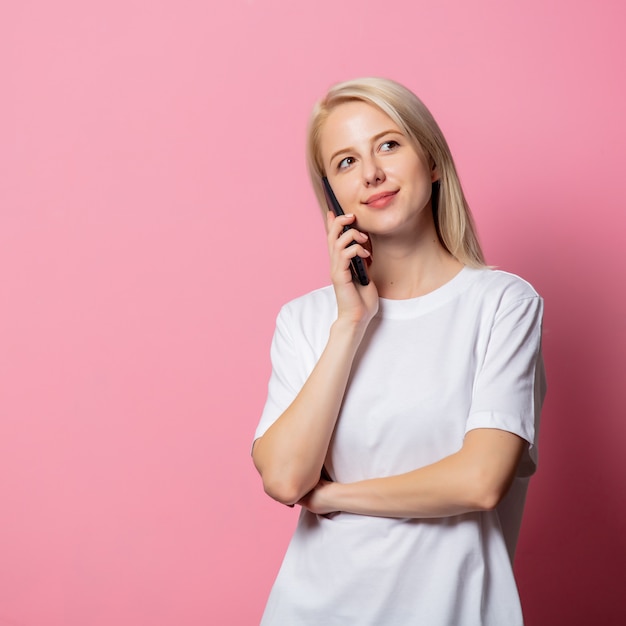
301, 429, 526, 518
253, 318, 368, 505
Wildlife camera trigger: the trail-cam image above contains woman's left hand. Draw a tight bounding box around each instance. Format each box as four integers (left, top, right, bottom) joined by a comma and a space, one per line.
297, 479, 340, 516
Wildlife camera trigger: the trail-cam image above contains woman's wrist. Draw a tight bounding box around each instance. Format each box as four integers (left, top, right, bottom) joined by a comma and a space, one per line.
318, 480, 344, 516
330, 316, 370, 343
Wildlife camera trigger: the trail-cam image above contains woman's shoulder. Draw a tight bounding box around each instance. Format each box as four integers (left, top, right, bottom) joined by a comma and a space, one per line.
467, 267, 540, 296
458, 268, 543, 315
276, 285, 338, 331
280, 284, 336, 312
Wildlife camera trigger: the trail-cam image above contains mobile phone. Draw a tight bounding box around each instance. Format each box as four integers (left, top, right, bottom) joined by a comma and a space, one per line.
322, 177, 369, 286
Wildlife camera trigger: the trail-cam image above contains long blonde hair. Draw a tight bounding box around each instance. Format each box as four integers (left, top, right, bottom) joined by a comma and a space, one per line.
306, 77, 485, 267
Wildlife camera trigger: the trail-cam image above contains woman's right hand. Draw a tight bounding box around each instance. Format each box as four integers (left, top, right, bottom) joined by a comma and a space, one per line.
326, 211, 379, 328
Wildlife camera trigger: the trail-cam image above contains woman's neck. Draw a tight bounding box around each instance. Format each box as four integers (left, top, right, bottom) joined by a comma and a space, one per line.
368, 234, 463, 300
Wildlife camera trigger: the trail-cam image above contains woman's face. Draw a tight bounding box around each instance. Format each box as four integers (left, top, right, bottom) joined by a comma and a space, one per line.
320, 101, 437, 239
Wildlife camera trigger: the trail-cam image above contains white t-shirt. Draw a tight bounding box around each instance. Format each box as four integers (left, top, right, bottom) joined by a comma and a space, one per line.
255, 267, 546, 626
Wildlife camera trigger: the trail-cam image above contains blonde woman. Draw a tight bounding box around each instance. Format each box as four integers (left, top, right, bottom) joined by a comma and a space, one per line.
253, 77, 546, 625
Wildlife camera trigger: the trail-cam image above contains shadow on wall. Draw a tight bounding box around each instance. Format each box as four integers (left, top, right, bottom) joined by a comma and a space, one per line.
502, 189, 625, 626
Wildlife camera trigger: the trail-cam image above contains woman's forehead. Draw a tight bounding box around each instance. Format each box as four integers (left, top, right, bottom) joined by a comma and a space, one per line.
320, 102, 402, 153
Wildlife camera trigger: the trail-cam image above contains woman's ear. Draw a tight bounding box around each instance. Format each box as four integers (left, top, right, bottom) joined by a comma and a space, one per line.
430, 160, 439, 183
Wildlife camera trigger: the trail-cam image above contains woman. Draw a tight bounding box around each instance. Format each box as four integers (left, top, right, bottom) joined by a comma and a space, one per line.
252, 77, 546, 625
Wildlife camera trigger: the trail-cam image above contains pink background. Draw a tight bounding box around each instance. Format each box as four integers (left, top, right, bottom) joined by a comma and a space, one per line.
1, 1, 625, 624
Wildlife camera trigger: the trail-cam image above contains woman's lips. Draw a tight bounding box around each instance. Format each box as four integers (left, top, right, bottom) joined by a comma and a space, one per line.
364, 190, 398, 209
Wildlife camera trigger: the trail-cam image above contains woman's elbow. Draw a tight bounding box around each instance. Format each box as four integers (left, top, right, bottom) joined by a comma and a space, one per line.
465, 471, 511, 512
252, 438, 321, 505
253, 444, 306, 504
261, 475, 305, 506
472, 488, 502, 512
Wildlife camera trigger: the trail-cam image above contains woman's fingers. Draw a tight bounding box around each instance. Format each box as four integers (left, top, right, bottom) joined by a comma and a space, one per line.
325, 210, 378, 323
330, 241, 370, 285
327, 212, 370, 264
326, 210, 356, 237
335, 228, 369, 250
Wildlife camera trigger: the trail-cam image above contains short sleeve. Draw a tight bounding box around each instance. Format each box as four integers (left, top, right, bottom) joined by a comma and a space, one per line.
253, 306, 306, 443
466, 294, 547, 476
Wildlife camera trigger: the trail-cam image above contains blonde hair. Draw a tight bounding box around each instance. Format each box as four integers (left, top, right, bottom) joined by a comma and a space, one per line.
306, 77, 485, 267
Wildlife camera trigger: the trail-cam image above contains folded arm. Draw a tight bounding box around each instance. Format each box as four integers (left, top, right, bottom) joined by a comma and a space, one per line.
298, 428, 527, 518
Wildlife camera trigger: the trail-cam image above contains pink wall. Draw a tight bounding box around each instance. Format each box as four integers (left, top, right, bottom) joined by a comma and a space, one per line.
1, 1, 624, 624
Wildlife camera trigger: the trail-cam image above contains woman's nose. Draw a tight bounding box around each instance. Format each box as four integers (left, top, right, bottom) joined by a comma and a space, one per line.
362, 157, 386, 186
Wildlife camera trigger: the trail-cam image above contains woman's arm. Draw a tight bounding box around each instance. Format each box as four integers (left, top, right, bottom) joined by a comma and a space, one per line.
253, 212, 378, 506
298, 428, 526, 517
253, 318, 367, 505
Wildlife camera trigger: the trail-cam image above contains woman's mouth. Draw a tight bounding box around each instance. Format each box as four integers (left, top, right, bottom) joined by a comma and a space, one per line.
363, 190, 398, 209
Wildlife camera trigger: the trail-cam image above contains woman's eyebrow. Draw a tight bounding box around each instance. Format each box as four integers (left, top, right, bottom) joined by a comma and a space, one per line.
328, 129, 403, 165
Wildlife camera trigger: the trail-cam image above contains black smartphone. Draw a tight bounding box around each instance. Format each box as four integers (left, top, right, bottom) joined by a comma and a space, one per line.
321, 177, 369, 286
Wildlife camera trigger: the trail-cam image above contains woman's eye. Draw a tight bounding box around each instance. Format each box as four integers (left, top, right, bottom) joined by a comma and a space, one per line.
380, 140, 400, 152
338, 156, 355, 170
